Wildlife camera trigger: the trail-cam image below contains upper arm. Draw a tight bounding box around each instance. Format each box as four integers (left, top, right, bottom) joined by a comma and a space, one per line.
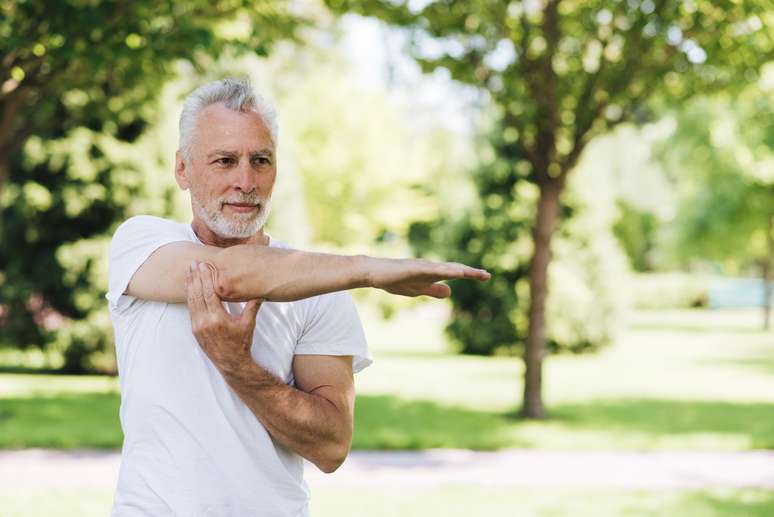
292, 355, 355, 423
125, 241, 221, 304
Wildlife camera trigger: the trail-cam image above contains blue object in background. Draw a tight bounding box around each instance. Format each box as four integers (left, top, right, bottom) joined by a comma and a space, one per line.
709, 277, 771, 309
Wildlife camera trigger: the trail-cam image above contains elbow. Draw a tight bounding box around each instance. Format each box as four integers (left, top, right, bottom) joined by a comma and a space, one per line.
213, 266, 237, 301
315, 455, 346, 474
210, 246, 263, 301
314, 441, 350, 474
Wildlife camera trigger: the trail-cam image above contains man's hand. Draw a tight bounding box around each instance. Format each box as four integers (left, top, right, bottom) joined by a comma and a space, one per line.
186, 260, 262, 374
368, 258, 491, 299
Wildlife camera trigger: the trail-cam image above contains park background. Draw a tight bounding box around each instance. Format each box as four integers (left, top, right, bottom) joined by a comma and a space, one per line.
1, 1, 773, 515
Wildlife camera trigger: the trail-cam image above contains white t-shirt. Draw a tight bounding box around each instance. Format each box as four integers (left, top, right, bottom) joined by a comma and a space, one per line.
106, 215, 371, 517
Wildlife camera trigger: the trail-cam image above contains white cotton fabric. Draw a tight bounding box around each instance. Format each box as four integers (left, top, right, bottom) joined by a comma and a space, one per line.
106, 215, 371, 517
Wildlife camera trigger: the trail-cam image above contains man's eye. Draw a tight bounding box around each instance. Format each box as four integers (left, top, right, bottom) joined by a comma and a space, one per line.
216, 158, 234, 165
253, 157, 272, 166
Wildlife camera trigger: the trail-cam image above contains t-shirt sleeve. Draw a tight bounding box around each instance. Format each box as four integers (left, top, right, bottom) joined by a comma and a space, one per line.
106, 215, 191, 314
295, 291, 372, 374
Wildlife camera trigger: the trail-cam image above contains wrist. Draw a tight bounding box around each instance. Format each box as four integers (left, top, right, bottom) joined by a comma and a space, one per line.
352, 254, 374, 289
219, 352, 259, 383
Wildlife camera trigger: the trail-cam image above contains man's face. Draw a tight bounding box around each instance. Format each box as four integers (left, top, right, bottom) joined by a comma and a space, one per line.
177, 102, 277, 239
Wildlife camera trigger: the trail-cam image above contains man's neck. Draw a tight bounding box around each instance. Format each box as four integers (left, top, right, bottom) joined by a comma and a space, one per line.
191, 219, 269, 248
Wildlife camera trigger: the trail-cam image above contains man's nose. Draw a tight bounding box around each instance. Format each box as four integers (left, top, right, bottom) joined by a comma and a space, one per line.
233, 159, 256, 193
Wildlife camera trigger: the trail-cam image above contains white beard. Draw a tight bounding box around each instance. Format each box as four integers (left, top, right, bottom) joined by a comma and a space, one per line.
192, 193, 272, 239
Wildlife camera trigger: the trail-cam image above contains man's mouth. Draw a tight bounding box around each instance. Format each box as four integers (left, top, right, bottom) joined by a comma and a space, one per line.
223, 202, 260, 213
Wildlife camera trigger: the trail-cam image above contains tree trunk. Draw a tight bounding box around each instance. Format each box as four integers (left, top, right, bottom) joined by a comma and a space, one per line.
521, 180, 562, 419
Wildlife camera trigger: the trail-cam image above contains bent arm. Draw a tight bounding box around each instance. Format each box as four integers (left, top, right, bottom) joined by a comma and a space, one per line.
185, 261, 356, 473
220, 354, 355, 473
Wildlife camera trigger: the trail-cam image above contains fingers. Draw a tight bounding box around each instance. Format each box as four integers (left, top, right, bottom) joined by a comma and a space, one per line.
188, 261, 226, 318
425, 262, 490, 282
423, 282, 452, 299
463, 265, 491, 281
240, 298, 263, 325
186, 261, 206, 314
199, 262, 226, 316
442, 262, 489, 280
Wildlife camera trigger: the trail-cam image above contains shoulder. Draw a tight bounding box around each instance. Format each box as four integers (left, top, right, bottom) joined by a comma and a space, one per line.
113, 215, 183, 235
111, 215, 189, 243
108, 215, 193, 264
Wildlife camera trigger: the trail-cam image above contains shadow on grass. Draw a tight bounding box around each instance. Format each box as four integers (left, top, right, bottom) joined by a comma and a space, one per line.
0, 392, 122, 449
0, 365, 62, 375
353, 394, 527, 450
355, 395, 774, 450
551, 398, 774, 449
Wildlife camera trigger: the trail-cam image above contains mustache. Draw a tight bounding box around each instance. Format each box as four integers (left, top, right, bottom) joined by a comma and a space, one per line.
219, 194, 265, 206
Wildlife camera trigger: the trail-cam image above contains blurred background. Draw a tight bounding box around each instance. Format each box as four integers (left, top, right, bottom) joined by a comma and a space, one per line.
1, 1, 773, 516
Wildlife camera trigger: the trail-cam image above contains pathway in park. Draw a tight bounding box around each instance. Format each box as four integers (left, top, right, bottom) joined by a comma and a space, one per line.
3, 449, 774, 491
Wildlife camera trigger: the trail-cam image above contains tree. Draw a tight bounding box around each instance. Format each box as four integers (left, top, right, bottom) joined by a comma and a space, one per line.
408, 123, 629, 357
0, 1, 301, 371
655, 88, 774, 328
325, 0, 773, 417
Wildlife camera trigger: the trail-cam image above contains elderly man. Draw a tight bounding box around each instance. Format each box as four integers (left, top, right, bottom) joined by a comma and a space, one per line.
106, 78, 489, 517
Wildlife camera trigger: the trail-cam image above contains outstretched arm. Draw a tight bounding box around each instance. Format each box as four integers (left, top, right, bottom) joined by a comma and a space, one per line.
126, 240, 490, 304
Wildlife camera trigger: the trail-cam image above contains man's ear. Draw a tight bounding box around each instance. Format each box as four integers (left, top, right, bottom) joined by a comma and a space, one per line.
175, 150, 190, 190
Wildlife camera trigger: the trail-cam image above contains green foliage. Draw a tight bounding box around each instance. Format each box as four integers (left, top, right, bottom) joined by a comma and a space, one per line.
0, 131, 143, 371
0, 1, 302, 372
0, 1, 298, 160
327, 0, 773, 179
270, 48, 440, 248
613, 201, 660, 272
407, 137, 528, 355
654, 85, 774, 270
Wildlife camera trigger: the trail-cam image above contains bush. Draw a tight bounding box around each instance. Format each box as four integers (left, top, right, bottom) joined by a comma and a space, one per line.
546, 215, 630, 353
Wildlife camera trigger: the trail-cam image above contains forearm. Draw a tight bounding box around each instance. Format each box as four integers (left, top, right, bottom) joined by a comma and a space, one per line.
220, 359, 352, 473
212, 245, 372, 302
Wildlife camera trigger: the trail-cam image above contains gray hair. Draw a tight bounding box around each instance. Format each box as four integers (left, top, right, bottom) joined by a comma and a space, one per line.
178, 78, 278, 164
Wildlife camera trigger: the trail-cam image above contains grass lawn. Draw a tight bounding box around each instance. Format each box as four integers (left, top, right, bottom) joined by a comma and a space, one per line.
1, 308, 774, 450
2, 307, 773, 517
2, 487, 774, 517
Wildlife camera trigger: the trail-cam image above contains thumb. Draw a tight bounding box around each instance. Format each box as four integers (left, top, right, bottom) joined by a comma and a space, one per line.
240, 298, 263, 324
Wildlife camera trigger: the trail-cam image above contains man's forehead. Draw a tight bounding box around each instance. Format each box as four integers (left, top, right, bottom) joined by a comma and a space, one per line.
196, 104, 271, 135
194, 103, 274, 150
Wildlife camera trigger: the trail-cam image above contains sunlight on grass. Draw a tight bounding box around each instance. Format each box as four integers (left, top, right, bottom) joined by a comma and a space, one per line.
4, 487, 774, 517
310, 487, 774, 517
